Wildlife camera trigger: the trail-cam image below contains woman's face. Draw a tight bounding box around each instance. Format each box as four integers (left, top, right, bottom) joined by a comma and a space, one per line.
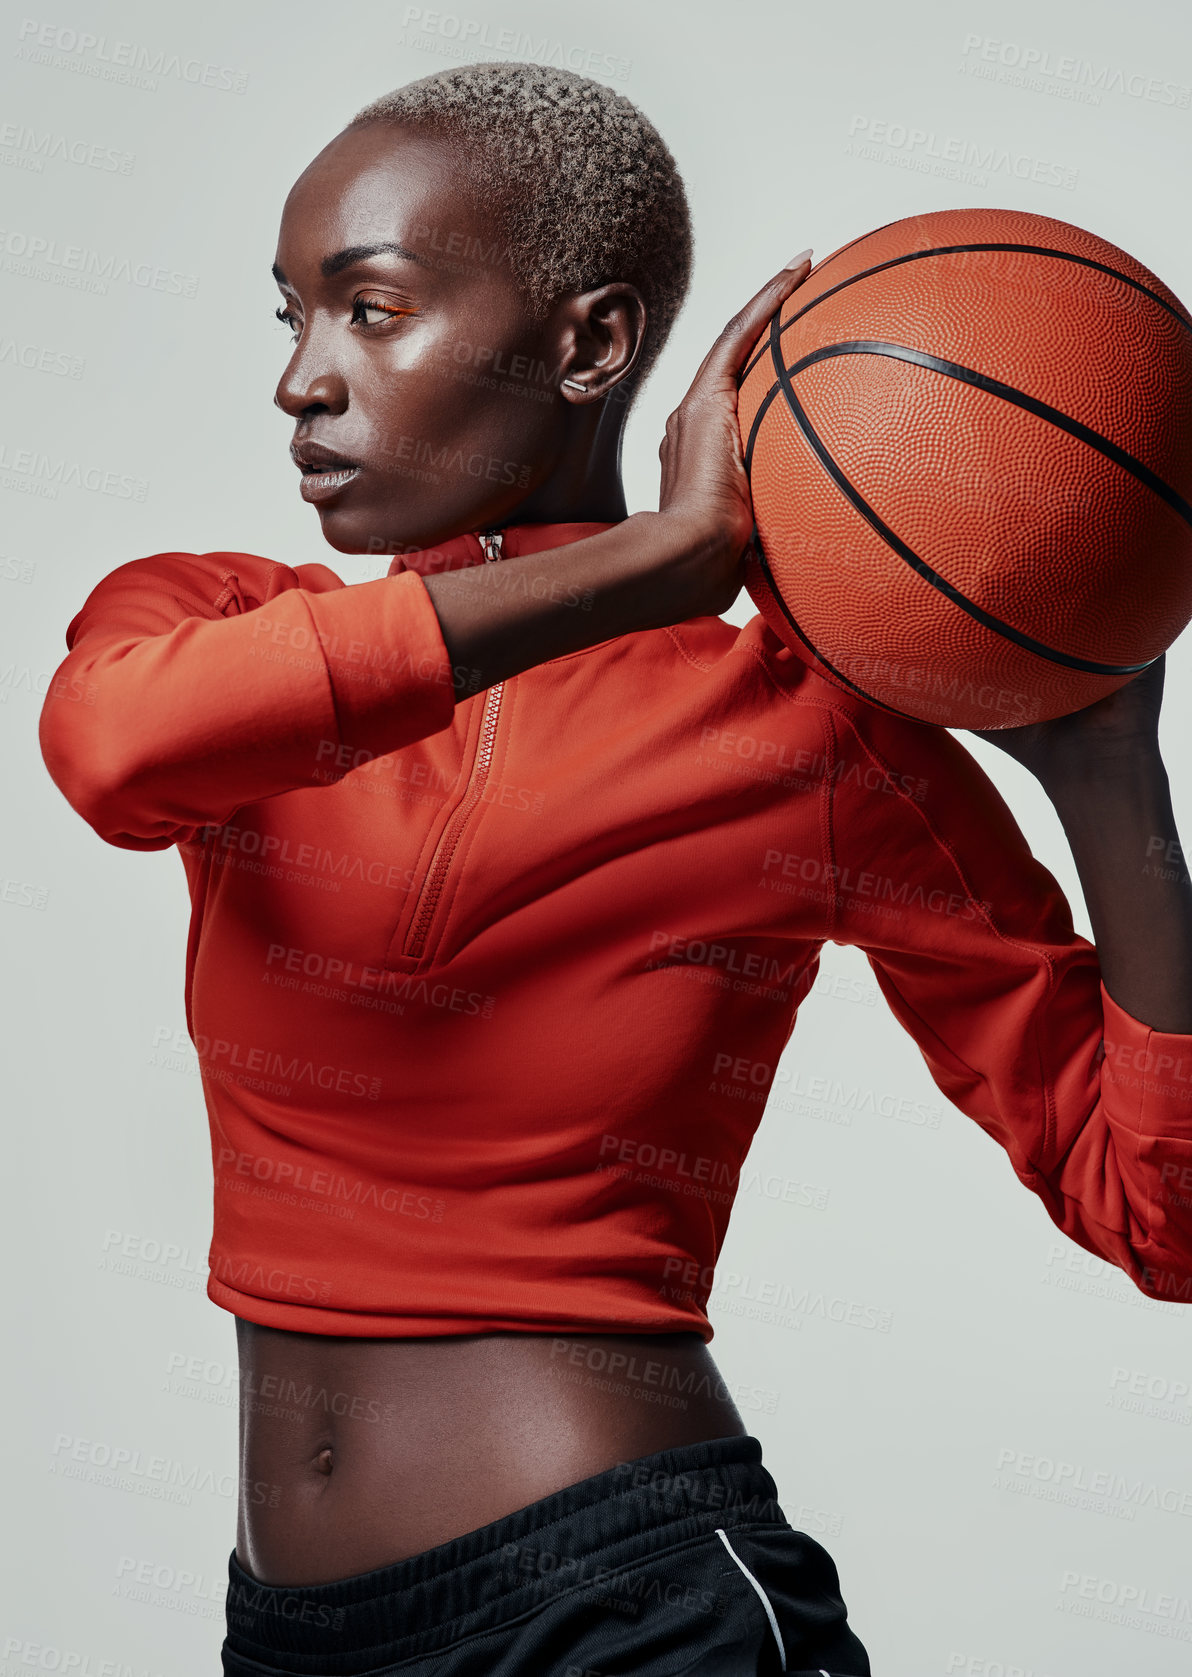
273, 122, 572, 555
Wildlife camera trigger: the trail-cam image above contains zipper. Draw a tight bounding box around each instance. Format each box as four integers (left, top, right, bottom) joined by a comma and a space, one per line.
400, 530, 507, 963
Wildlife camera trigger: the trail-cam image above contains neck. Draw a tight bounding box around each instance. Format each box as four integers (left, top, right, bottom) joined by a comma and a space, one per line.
499, 392, 631, 526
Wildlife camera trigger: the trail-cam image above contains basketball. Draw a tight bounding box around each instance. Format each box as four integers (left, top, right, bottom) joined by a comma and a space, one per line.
738, 208, 1192, 729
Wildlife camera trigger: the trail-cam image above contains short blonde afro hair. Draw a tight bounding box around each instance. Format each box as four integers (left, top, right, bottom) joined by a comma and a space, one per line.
348, 62, 693, 394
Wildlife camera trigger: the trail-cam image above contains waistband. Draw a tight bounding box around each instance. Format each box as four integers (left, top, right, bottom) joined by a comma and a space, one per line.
225, 1432, 785, 1669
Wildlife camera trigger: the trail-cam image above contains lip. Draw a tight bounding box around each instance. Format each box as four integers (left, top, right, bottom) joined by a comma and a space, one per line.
291, 438, 359, 471
299, 464, 361, 504
291, 438, 362, 504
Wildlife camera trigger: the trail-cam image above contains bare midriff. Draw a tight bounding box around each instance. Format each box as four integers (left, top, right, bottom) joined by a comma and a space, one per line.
234, 1321, 749, 1586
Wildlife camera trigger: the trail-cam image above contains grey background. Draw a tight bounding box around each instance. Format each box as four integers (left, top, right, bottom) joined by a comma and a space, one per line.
3, 0, 1191, 1670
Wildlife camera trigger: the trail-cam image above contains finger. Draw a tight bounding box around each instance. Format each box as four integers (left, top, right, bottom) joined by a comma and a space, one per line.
695, 255, 815, 387
685, 260, 811, 391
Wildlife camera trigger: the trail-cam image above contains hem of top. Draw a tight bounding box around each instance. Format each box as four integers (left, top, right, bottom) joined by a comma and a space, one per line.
206, 1275, 715, 1341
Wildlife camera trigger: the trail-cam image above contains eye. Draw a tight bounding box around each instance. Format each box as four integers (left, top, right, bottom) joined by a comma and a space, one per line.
271, 296, 416, 343
352, 296, 417, 330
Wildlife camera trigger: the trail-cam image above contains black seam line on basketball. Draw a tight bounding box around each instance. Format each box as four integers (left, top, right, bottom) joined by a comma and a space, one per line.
744, 388, 890, 706
751, 311, 955, 718
746, 415, 899, 712
765, 314, 1155, 678
745, 384, 906, 715
799, 339, 1192, 534
742, 379, 781, 477
737, 242, 1192, 389
747, 510, 909, 718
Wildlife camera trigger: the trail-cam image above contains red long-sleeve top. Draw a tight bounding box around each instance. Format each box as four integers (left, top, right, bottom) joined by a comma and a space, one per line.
38, 521, 1192, 1336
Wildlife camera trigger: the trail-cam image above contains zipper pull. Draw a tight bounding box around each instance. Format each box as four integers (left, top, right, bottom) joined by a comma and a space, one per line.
479, 530, 504, 562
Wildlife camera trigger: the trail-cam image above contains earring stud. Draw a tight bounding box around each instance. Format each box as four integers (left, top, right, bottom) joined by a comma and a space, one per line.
561, 378, 585, 392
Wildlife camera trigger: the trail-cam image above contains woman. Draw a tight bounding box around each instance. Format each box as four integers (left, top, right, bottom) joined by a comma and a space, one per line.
39, 62, 1192, 1677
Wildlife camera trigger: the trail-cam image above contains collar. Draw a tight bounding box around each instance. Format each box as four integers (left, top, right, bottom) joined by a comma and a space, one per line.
386, 521, 620, 577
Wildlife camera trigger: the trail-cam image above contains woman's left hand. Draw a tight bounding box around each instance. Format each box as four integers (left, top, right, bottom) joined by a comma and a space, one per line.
968, 654, 1167, 783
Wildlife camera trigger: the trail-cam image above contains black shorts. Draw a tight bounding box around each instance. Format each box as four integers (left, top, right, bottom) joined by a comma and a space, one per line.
221, 1433, 871, 1675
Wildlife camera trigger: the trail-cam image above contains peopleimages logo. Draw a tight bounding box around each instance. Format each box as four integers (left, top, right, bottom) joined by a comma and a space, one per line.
760, 848, 993, 922
0, 335, 84, 377
845, 115, 1078, 193
644, 930, 800, 989
0, 438, 148, 498
0, 227, 198, 295
0, 121, 134, 174
1, 1638, 169, 1674
201, 1038, 381, 1101
397, 6, 631, 81
51, 1432, 237, 1500
215, 1144, 446, 1223
959, 33, 1192, 107
15, 18, 250, 93
994, 1445, 1192, 1518
262, 941, 496, 1020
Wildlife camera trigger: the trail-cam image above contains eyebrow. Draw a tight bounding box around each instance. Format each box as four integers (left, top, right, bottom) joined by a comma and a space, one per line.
272, 242, 429, 287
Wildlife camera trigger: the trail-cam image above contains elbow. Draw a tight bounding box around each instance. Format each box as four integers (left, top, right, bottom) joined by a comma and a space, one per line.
40, 696, 118, 837
39, 698, 104, 834
39, 700, 182, 851
1132, 1248, 1192, 1306
1129, 1158, 1192, 1304
79, 791, 186, 853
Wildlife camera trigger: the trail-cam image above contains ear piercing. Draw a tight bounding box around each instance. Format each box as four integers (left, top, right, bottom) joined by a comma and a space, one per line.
561, 378, 585, 391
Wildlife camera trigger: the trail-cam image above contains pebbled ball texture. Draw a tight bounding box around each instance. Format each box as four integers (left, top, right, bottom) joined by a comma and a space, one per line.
738, 207, 1192, 728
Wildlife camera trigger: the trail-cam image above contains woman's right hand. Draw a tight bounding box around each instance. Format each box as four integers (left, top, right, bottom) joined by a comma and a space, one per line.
422, 253, 816, 689
654, 251, 814, 618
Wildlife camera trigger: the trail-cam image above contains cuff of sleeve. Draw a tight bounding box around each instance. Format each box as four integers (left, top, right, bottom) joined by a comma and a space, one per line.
1100, 977, 1192, 1299
1099, 976, 1192, 1123
306, 569, 459, 756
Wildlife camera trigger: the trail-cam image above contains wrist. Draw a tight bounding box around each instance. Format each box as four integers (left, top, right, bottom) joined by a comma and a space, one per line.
647, 507, 744, 562
633, 509, 749, 620
1039, 738, 1166, 797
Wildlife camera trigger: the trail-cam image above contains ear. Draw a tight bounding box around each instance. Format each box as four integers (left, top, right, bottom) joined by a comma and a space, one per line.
551, 283, 646, 402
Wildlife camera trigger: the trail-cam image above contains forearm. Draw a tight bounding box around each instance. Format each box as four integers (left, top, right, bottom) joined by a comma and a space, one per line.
1042, 748, 1192, 1033
422, 511, 726, 695
40, 557, 461, 848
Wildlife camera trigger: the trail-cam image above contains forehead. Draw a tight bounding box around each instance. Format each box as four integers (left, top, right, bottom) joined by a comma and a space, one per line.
276, 122, 496, 276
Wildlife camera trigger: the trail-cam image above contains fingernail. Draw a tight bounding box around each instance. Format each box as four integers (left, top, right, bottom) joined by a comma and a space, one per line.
784, 248, 813, 269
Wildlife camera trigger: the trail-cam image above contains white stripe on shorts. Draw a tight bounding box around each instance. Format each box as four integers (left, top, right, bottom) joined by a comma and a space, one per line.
713, 1526, 788, 1672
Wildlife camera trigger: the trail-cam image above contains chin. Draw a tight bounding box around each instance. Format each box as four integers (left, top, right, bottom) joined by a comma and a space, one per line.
315, 507, 425, 559
317, 498, 510, 559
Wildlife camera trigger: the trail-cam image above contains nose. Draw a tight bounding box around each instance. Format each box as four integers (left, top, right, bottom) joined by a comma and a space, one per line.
273, 331, 349, 419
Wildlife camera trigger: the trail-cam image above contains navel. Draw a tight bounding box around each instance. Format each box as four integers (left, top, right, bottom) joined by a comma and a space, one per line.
313, 1445, 333, 1476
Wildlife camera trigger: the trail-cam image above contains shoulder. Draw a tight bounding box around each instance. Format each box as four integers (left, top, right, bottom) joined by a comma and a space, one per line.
821, 681, 1036, 875
664, 608, 849, 703
76, 549, 344, 610
64, 551, 345, 645
715, 625, 1034, 857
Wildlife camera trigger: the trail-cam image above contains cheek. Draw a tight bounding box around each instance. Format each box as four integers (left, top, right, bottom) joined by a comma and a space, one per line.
365, 359, 560, 490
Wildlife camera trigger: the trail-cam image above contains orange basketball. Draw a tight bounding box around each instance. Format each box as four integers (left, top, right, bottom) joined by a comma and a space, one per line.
738, 208, 1192, 728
